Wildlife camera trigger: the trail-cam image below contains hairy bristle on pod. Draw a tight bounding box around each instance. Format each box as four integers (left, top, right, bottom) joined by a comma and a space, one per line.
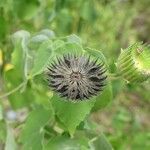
47, 54, 107, 101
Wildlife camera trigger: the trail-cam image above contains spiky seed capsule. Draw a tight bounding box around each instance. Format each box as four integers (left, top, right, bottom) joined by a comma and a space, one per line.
47, 54, 107, 101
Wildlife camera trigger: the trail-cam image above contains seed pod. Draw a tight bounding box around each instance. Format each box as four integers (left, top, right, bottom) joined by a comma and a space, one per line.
47, 53, 107, 101
117, 43, 150, 83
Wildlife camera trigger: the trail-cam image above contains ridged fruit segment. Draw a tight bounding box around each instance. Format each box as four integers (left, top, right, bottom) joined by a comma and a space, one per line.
117, 43, 150, 83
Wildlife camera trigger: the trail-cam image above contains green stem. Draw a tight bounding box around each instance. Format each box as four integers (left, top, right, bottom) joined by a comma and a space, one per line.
0, 82, 26, 99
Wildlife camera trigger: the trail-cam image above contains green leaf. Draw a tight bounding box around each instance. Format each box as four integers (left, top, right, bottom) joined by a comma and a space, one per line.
31, 75, 52, 108
92, 81, 113, 111
4, 67, 34, 109
5, 125, 17, 150
30, 41, 83, 77
91, 134, 113, 150
4, 30, 32, 110
11, 30, 31, 79
84, 48, 113, 111
52, 94, 95, 136
20, 107, 54, 150
29, 29, 55, 50
51, 40, 65, 51
4, 71, 33, 109
11, 30, 30, 49
9, 86, 34, 109
39, 29, 55, 39
44, 135, 82, 150
30, 40, 53, 77
5, 34, 39, 107
67, 34, 82, 45
44, 136, 79, 150
53, 42, 83, 56
30, 34, 49, 44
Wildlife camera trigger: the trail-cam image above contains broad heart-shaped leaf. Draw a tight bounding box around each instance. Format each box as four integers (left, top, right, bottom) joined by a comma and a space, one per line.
30, 40, 53, 77
30, 40, 83, 77
52, 94, 96, 136
4, 32, 34, 109
28, 29, 55, 50
20, 107, 54, 150
84, 48, 113, 112
29, 39, 63, 77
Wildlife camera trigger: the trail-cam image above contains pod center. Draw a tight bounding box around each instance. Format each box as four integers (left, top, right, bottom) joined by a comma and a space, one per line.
70, 72, 82, 81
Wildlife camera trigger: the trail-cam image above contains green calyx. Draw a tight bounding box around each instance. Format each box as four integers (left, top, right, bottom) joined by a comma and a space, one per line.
117, 42, 150, 83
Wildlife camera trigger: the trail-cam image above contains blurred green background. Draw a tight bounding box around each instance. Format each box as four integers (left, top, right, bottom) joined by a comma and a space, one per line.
0, 0, 150, 150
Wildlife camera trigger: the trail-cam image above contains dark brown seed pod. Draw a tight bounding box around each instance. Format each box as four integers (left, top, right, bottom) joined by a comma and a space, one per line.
47, 54, 107, 101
